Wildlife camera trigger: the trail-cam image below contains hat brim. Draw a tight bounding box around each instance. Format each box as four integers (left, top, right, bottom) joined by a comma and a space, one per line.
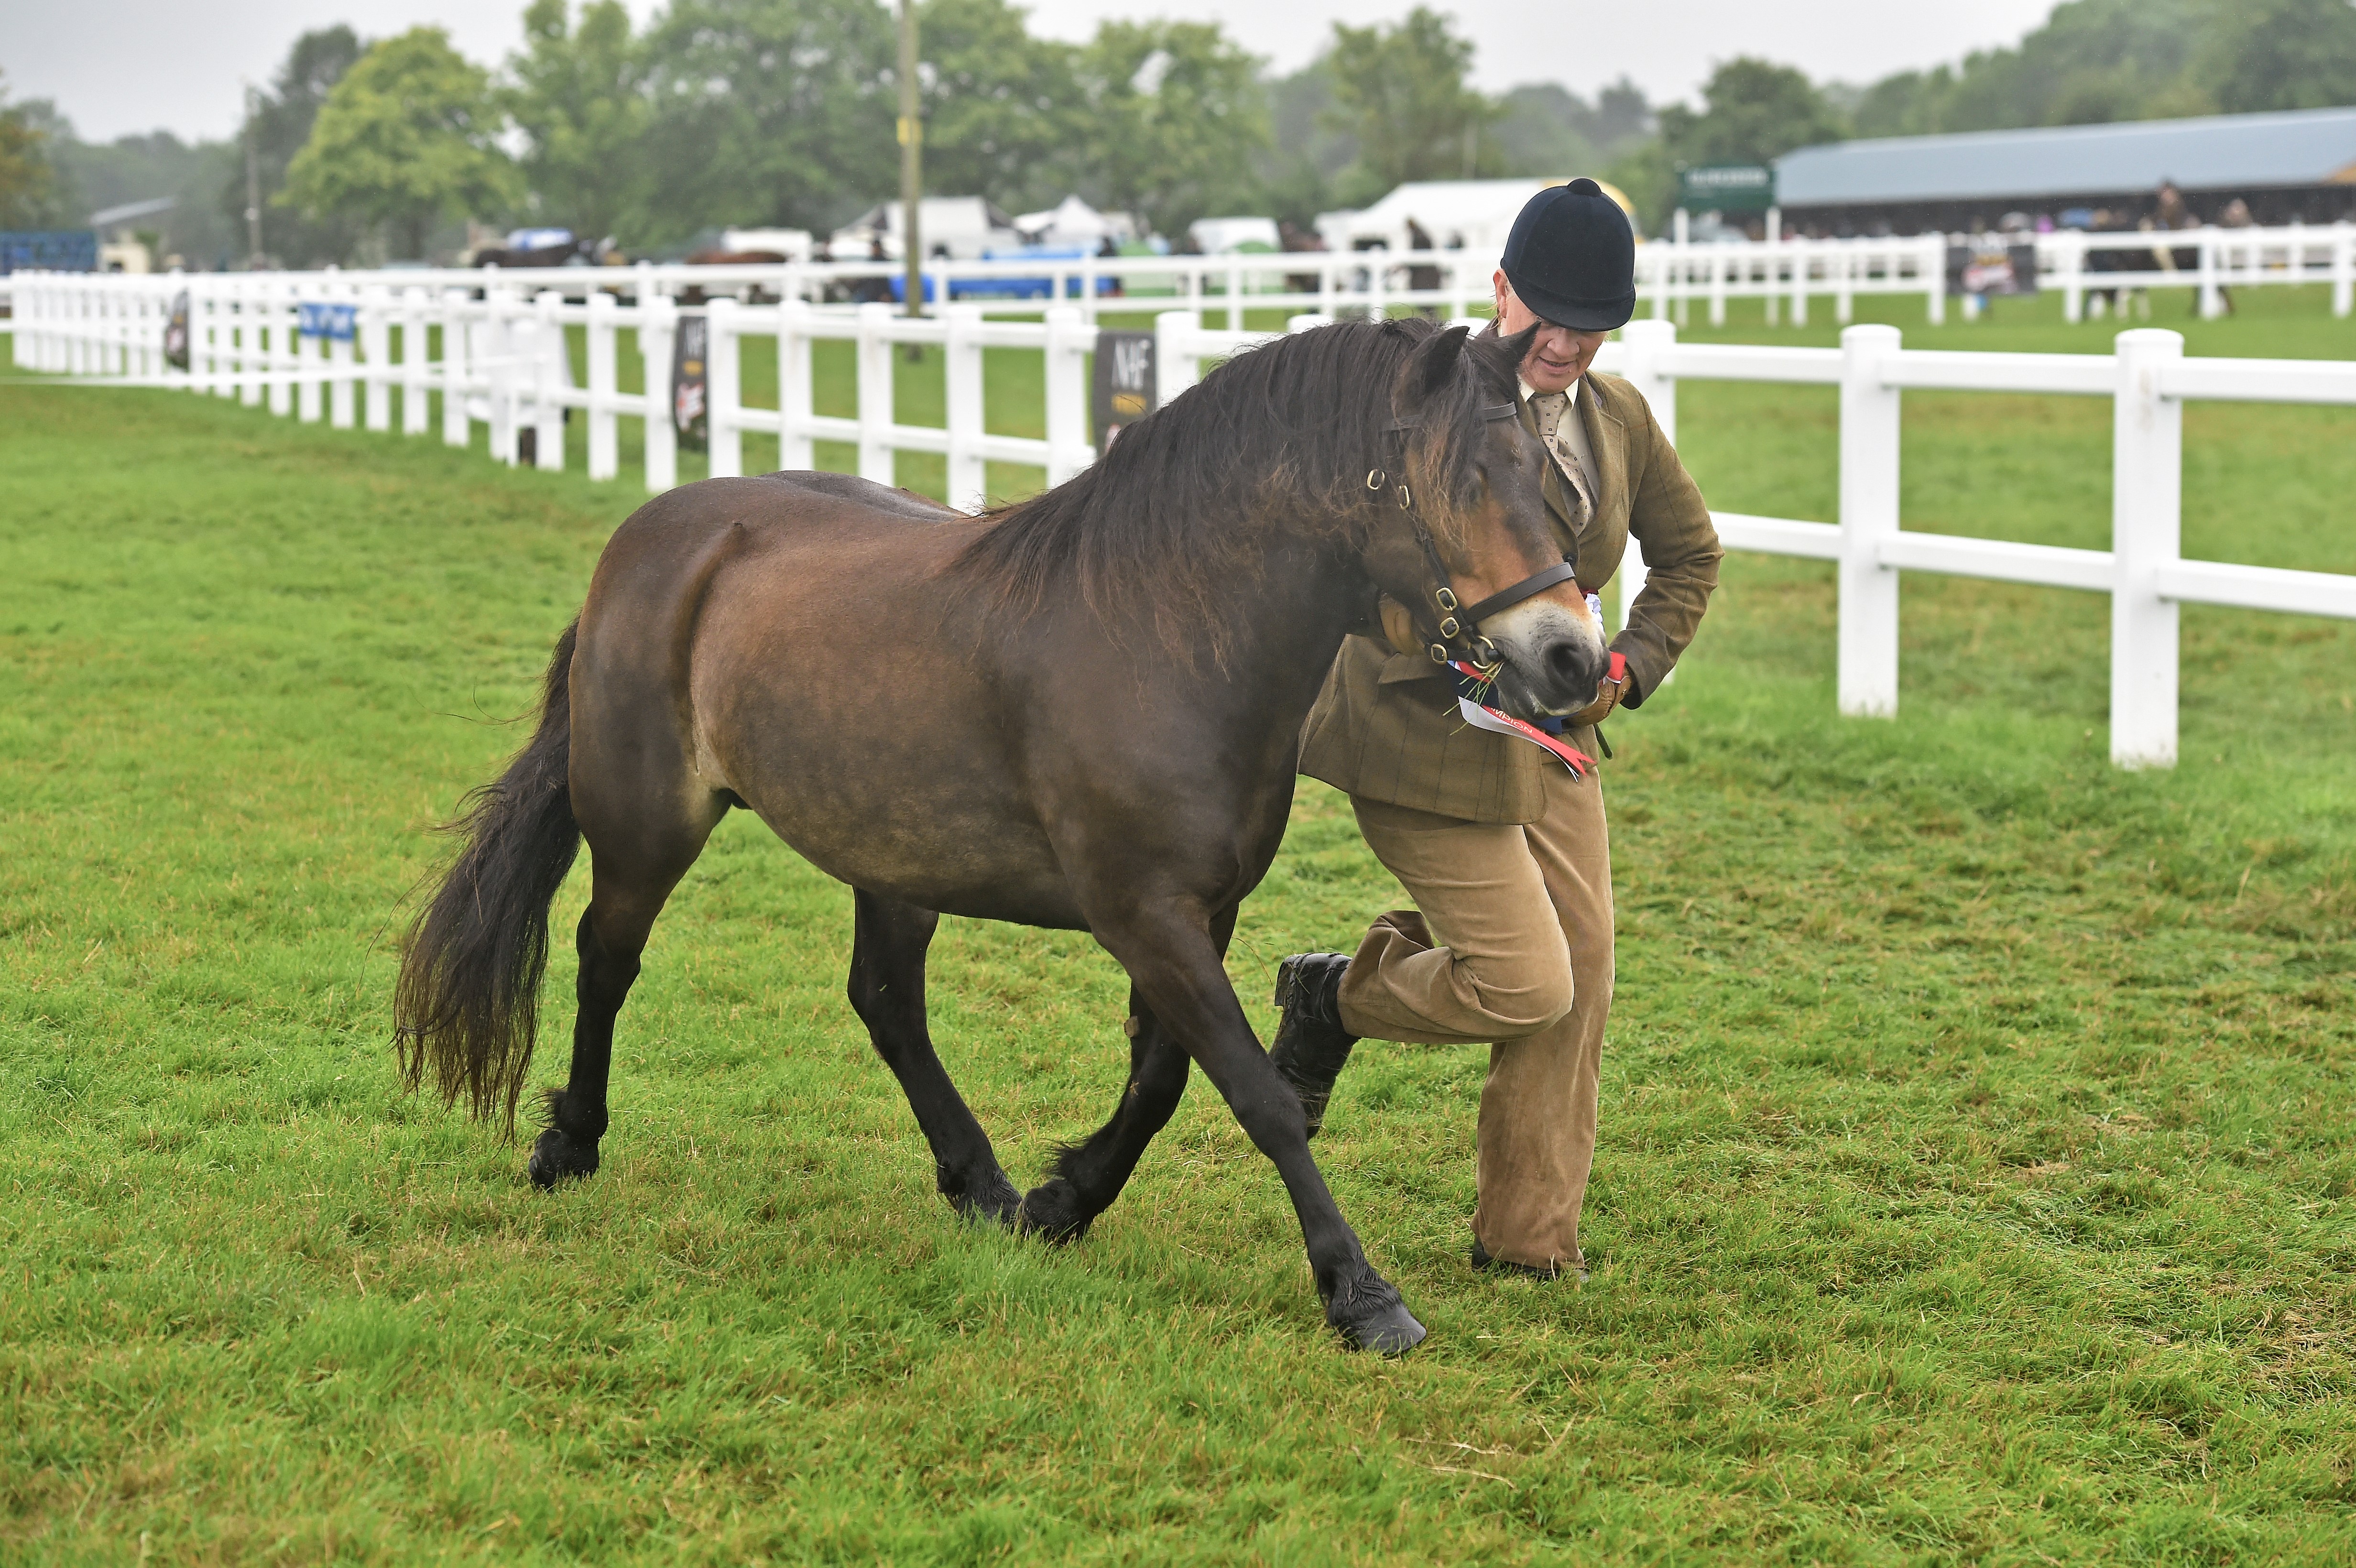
1508, 275, 1636, 332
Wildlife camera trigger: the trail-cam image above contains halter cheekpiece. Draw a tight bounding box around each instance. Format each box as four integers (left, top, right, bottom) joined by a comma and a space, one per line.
1368, 402, 1579, 675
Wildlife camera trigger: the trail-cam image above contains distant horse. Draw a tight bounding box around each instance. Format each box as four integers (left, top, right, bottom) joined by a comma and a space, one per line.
393, 317, 1608, 1352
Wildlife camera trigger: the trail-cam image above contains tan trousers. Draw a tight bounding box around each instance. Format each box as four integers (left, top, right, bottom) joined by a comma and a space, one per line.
1335, 755, 1611, 1272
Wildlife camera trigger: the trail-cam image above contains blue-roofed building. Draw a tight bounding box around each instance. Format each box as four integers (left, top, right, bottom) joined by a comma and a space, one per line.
1774, 107, 2356, 234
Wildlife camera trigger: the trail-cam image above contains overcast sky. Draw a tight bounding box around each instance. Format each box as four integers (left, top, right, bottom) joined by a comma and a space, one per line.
10, 0, 2062, 144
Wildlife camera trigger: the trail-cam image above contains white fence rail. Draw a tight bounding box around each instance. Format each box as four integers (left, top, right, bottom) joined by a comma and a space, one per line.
10, 272, 2352, 768
1595, 318, 2356, 767
7, 219, 2347, 346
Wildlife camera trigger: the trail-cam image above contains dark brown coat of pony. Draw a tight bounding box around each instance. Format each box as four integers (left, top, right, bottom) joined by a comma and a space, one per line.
394, 316, 1598, 1353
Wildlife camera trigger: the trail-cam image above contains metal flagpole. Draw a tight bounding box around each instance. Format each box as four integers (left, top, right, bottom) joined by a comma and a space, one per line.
897, 0, 923, 322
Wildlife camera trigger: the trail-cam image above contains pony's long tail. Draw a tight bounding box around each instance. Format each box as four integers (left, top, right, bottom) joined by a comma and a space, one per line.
394, 621, 582, 1134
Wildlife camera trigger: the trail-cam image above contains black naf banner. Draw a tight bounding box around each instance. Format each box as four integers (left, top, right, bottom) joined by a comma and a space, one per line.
672, 312, 709, 451
1091, 329, 1155, 452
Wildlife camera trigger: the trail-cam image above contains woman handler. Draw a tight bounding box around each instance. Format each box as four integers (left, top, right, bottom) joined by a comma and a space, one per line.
1270, 180, 1721, 1279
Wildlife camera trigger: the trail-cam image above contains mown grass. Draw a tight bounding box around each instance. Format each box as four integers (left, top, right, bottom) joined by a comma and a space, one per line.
1, 292, 2353, 1564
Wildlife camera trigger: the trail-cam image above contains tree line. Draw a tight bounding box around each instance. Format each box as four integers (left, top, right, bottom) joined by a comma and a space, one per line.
4, 0, 2353, 268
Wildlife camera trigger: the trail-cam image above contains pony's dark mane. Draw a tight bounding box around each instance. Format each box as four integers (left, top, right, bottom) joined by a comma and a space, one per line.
952, 316, 1530, 653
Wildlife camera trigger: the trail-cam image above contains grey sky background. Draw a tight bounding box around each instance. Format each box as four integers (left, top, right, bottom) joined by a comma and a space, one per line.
8, 0, 2062, 144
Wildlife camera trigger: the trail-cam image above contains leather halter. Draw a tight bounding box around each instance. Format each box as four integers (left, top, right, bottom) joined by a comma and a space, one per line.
1368, 401, 1579, 675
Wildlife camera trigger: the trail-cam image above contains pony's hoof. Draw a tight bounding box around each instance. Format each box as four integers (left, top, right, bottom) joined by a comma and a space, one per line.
528, 1127, 600, 1189
1327, 1271, 1427, 1356
943, 1166, 1023, 1229
1015, 1178, 1093, 1244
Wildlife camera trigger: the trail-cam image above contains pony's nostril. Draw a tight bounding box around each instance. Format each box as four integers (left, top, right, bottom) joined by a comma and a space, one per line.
1545, 639, 1595, 693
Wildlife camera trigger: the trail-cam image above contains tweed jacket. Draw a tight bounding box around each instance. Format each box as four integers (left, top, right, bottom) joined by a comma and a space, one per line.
1298, 369, 1720, 825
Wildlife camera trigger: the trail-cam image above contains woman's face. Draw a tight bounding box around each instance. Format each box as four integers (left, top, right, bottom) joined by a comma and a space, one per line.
1491, 272, 1605, 394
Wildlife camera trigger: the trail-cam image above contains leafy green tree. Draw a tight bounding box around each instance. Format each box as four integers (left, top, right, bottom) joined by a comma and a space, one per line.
509, 0, 651, 245
2199, 0, 2356, 112
1494, 84, 1602, 178
1074, 20, 1269, 236
1659, 57, 1845, 168
225, 28, 368, 267
917, 0, 1083, 216
284, 28, 517, 258
1322, 7, 1498, 202
636, 0, 895, 245
1257, 59, 1355, 227
62, 130, 240, 266
1852, 0, 2222, 136
0, 72, 65, 229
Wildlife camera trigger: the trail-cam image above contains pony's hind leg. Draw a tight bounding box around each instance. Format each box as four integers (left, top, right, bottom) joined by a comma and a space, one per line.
848, 889, 1023, 1225
530, 807, 723, 1188
1017, 991, 1190, 1241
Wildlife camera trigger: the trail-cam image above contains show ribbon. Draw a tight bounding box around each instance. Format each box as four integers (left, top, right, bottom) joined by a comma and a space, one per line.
1449, 595, 1624, 778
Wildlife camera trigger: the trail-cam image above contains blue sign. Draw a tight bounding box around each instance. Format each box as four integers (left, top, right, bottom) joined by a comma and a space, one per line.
297, 302, 357, 341
0, 230, 99, 274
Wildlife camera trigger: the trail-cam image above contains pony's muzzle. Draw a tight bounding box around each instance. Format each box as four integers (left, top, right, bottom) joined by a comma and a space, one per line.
1483, 599, 1611, 718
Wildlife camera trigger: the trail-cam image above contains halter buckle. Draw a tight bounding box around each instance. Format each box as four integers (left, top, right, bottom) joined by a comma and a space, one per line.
1396, 485, 1411, 510
1438, 615, 1460, 639
1434, 588, 1458, 613
1365, 468, 1384, 490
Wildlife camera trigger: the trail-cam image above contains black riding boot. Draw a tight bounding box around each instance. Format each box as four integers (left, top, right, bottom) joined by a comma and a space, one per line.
1269, 952, 1358, 1138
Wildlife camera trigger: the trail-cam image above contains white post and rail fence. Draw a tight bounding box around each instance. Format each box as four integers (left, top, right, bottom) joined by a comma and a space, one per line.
6, 219, 2346, 340
8, 273, 2351, 771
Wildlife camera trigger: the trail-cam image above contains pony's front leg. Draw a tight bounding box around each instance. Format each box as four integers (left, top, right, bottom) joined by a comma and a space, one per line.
1089, 903, 1426, 1354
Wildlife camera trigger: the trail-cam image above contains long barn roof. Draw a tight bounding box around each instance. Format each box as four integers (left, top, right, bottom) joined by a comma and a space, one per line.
1776, 107, 2356, 206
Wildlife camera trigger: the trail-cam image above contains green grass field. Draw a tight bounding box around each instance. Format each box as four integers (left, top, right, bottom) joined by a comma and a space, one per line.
3, 288, 2354, 1564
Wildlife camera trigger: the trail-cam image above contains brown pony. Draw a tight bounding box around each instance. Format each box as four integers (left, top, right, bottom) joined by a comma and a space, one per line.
393, 317, 1607, 1352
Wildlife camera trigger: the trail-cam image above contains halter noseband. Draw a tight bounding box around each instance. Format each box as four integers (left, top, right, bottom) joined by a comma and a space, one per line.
1368, 402, 1579, 674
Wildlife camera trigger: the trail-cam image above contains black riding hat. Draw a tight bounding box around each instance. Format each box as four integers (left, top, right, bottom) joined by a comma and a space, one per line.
1500, 178, 1636, 332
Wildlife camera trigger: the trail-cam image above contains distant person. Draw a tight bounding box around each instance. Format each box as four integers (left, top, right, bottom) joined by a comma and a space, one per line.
1280, 221, 1324, 297
1405, 218, 1440, 314
2212, 197, 2253, 314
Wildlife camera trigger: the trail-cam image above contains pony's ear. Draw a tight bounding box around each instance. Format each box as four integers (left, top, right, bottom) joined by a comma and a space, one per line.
1403, 324, 1470, 410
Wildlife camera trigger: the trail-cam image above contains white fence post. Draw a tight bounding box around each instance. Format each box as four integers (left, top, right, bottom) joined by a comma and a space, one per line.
400, 287, 429, 435
440, 288, 470, 448
2110, 328, 2184, 768
2196, 230, 2223, 321
244, 283, 269, 408
1153, 310, 1197, 405
2059, 231, 2085, 324
1044, 305, 1092, 487
777, 296, 814, 471
298, 300, 324, 424
586, 291, 618, 480
1614, 318, 1679, 633
2333, 221, 2353, 319
329, 290, 358, 429
642, 293, 677, 494
270, 285, 296, 418
1924, 236, 1947, 327
485, 291, 518, 463
943, 303, 986, 510
534, 290, 566, 472
707, 295, 743, 479
360, 285, 392, 431
854, 301, 894, 485
1838, 323, 1903, 718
